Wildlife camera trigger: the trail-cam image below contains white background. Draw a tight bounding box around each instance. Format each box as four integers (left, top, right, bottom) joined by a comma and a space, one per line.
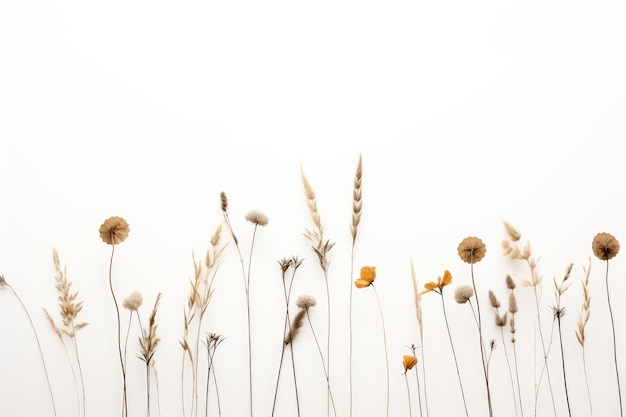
2, 0, 626, 416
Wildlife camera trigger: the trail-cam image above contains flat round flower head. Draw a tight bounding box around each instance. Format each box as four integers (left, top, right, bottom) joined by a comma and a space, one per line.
403, 355, 418, 372
296, 294, 316, 309
592, 232, 620, 261
245, 210, 269, 226
458, 236, 486, 264
99, 216, 130, 245
355, 266, 376, 288
123, 291, 143, 311
454, 285, 474, 304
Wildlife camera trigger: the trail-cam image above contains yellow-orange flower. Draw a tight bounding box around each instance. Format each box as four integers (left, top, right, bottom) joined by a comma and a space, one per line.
355, 266, 376, 288
421, 270, 453, 294
403, 355, 418, 372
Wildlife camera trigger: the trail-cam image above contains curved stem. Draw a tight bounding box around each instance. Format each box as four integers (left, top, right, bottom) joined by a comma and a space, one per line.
605, 260, 623, 417
405, 373, 413, 417
108, 246, 127, 417
7, 284, 58, 417
439, 293, 469, 417
372, 285, 389, 417
470, 264, 493, 417
305, 310, 337, 417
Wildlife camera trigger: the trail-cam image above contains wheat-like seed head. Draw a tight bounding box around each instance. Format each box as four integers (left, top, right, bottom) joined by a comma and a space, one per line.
351, 154, 363, 244
410, 258, 423, 338
139, 293, 162, 365
284, 309, 307, 345
576, 258, 592, 347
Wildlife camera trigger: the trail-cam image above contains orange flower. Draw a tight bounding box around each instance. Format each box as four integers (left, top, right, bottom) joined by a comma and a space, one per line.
403, 355, 418, 372
355, 266, 376, 288
421, 270, 453, 294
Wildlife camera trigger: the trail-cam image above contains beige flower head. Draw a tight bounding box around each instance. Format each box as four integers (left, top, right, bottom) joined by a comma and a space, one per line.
458, 236, 486, 264
296, 294, 316, 309
123, 291, 143, 311
99, 216, 130, 245
454, 285, 474, 304
245, 210, 269, 227
592, 232, 620, 261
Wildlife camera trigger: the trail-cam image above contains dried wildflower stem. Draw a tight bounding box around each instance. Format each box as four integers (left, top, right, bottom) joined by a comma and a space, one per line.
576, 260, 593, 417
553, 265, 573, 417
556, 314, 570, 417
604, 260, 623, 416
469, 265, 493, 417
349, 154, 362, 417
138, 293, 162, 417
438, 292, 469, 417
107, 246, 127, 417
271, 259, 302, 417
304, 309, 338, 417
301, 166, 335, 417
204, 334, 224, 417
410, 260, 428, 417
405, 372, 413, 417
409, 347, 423, 417
2, 279, 58, 417
530, 284, 557, 417
371, 284, 390, 417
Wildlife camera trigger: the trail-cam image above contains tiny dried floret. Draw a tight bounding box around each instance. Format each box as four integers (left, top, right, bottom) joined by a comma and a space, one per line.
296, 294, 316, 309
592, 232, 620, 261
245, 210, 269, 226
503, 221, 522, 242
123, 291, 143, 311
454, 285, 474, 304
505, 275, 516, 290
458, 237, 486, 264
488, 290, 501, 308
0, 275, 6, 287
99, 216, 130, 245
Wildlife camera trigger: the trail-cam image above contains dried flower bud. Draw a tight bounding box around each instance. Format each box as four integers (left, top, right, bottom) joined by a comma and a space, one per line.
403, 355, 418, 372
245, 210, 269, 226
296, 294, 316, 309
454, 285, 474, 304
503, 221, 522, 242
0, 275, 6, 287
123, 292, 143, 311
521, 242, 532, 260
488, 290, 501, 308
505, 275, 516, 290
592, 232, 620, 261
458, 237, 486, 264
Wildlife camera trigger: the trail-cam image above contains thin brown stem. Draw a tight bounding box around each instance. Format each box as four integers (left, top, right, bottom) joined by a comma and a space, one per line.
470, 264, 493, 417
371, 285, 389, 417
605, 260, 623, 417
108, 246, 127, 417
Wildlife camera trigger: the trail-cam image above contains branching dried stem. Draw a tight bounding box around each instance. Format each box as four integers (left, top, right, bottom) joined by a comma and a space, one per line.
139, 293, 163, 417
45, 248, 88, 417
349, 154, 362, 417
502, 221, 557, 417
300, 165, 335, 417
575, 258, 593, 417
410, 259, 428, 417
180, 223, 225, 417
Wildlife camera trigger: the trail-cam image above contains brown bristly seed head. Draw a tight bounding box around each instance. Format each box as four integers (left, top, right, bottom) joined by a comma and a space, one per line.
284, 309, 306, 345
563, 262, 573, 282
220, 191, 228, 212
300, 164, 316, 200
210, 224, 222, 247
488, 290, 501, 308
505, 275, 516, 290
521, 242, 532, 260
503, 220, 522, 242
278, 258, 292, 273
351, 154, 363, 243
509, 293, 518, 314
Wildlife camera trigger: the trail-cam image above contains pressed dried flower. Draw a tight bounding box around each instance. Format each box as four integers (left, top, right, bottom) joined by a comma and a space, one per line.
296, 294, 316, 309
99, 216, 129, 245
355, 266, 376, 288
123, 292, 143, 311
457, 237, 486, 264
488, 291, 501, 308
403, 355, 418, 372
454, 285, 474, 304
503, 221, 522, 242
245, 210, 269, 227
421, 270, 453, 294
592, 232, 620, 261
